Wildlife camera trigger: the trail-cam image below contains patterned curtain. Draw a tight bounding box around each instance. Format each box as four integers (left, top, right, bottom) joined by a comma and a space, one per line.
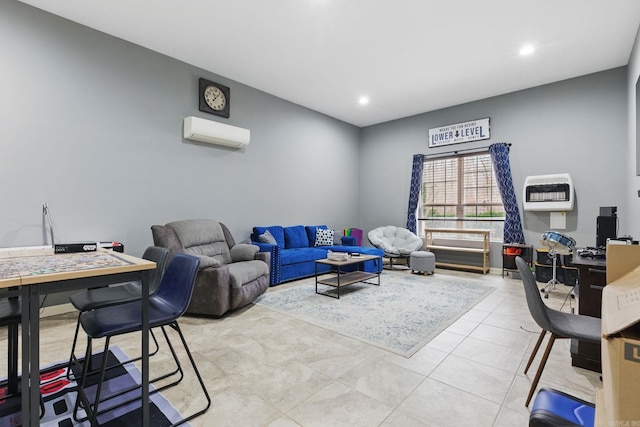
406, 154, 424, 233
488, 143, 525, 244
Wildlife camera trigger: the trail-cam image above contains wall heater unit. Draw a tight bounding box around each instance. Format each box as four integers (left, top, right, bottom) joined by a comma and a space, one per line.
523, 173, 575, 212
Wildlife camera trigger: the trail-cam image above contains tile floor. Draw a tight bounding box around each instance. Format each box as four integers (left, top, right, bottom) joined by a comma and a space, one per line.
19, 268, 602, 426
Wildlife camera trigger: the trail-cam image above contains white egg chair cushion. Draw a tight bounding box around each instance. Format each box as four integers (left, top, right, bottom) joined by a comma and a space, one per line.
367, 226, 424, 255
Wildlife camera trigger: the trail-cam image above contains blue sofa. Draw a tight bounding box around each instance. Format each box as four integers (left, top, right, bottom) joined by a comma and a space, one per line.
251, 225, 384, 286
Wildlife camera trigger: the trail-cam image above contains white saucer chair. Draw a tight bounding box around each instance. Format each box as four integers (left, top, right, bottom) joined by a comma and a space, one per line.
367, 226, 424, 269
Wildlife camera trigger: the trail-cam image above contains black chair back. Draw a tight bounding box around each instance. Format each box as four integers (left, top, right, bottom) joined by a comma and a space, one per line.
153, 253, 200, 319
143, 246, 170, 294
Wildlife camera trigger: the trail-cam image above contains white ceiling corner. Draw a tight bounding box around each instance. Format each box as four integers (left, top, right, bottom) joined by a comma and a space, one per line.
17, 0, 640, 127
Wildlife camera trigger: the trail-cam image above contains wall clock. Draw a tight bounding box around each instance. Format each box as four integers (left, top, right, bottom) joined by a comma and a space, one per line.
199, 78, 230, 118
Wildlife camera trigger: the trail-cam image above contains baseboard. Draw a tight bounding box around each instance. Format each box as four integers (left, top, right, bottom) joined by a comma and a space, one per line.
40, 303, 74, 318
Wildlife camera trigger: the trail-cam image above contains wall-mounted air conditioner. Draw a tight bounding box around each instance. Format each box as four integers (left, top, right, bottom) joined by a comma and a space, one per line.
523, 173, 575, 211
183, 116, 250, 148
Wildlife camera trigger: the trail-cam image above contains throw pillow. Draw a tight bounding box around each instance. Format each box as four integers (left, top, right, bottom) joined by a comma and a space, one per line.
258, 229, 277, 245
332, 230, 344, 245
284, 225, 310, 249
305, 225, 327, 246
315, 228, 334, 246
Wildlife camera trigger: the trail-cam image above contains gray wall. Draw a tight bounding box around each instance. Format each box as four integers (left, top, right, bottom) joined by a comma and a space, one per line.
0, 1, 361, 258
627, 26, 640, 241
1, 1, 633, 271
359, 68, 628, 266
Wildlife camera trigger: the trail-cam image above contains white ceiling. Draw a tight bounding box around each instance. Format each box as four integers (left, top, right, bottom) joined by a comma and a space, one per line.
17, 0, 640, 127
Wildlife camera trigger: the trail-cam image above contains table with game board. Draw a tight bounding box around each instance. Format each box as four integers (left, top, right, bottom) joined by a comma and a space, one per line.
0, 247, 156, 427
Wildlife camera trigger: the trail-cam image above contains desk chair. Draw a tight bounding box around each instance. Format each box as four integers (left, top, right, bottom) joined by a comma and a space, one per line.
515, 257, 601, 407
72, 253, 210, 426
67, 246, 169, 378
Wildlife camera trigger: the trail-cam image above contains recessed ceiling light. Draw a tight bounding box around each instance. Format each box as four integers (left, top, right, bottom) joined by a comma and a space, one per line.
358, 96, 369, 105
519, 44, 535, 56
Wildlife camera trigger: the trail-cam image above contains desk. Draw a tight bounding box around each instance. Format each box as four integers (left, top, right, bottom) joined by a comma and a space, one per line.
0, 248, 155, 426
571, 253, 606, 372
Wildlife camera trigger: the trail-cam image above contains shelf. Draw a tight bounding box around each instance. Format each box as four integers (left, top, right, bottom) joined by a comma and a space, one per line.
317, 271, 378, 287
426, 245, 486, 254
434, 261, 488, 272
424, 228, 490, 274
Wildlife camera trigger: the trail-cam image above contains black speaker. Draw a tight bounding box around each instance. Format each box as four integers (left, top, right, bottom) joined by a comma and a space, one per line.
597, 216, 617, 248
599, 206, 617, 217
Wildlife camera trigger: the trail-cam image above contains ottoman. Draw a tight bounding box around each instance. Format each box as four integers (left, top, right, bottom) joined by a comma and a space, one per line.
410, 251, 435, 275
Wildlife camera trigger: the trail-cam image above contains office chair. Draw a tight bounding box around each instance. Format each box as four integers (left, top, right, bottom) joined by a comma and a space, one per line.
66, 246, 169, 379
515, 257, 601, 407
72, 253, 211, 426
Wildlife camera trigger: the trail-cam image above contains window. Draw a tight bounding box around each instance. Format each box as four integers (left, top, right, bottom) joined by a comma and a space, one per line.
419, 151, 505, 240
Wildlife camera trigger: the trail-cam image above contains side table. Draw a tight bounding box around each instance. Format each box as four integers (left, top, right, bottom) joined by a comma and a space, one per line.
503, 243, 533, 278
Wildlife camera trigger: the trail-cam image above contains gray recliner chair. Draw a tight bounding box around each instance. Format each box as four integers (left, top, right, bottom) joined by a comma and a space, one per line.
151, 219, 270, 317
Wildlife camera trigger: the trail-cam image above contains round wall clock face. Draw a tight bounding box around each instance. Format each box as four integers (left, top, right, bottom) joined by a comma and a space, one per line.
198, 78, 230, 118
204, 85, 227, 111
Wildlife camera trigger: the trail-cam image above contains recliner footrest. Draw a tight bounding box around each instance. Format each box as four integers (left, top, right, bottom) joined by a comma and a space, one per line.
529, 388, 595, 427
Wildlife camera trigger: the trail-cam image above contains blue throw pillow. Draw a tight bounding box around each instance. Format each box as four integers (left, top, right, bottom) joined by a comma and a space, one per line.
284, 225, 310, 249
305, 225, 327, 246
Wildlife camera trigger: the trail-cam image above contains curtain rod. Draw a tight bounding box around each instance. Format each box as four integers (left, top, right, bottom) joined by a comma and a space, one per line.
423, 142, 511, 159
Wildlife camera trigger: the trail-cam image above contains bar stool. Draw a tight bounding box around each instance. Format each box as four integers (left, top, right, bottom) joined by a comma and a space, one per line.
72, 253, 211, 426
66, 246, 169, 379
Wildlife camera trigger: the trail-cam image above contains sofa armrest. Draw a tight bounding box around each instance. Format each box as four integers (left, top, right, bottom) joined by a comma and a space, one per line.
252, 242, 280, 286
252, 242, 275, 252
254, 251, 270, 265
341, 235, 357, 246
230, 243, 259, 262
194, 255, 221, 269
188, 264, 231, 317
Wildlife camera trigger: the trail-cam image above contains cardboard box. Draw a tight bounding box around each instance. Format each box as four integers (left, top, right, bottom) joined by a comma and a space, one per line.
606, 244, 640, 283
601, 247, 640, 426
595, 387, 607, 427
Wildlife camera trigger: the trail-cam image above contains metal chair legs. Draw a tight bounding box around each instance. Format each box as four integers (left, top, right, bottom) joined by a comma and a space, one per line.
73, 321, 211, 426
67, 315, 161, 381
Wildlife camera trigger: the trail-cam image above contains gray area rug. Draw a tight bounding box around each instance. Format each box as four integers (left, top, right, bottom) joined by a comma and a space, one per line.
254, 272, 495, 357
